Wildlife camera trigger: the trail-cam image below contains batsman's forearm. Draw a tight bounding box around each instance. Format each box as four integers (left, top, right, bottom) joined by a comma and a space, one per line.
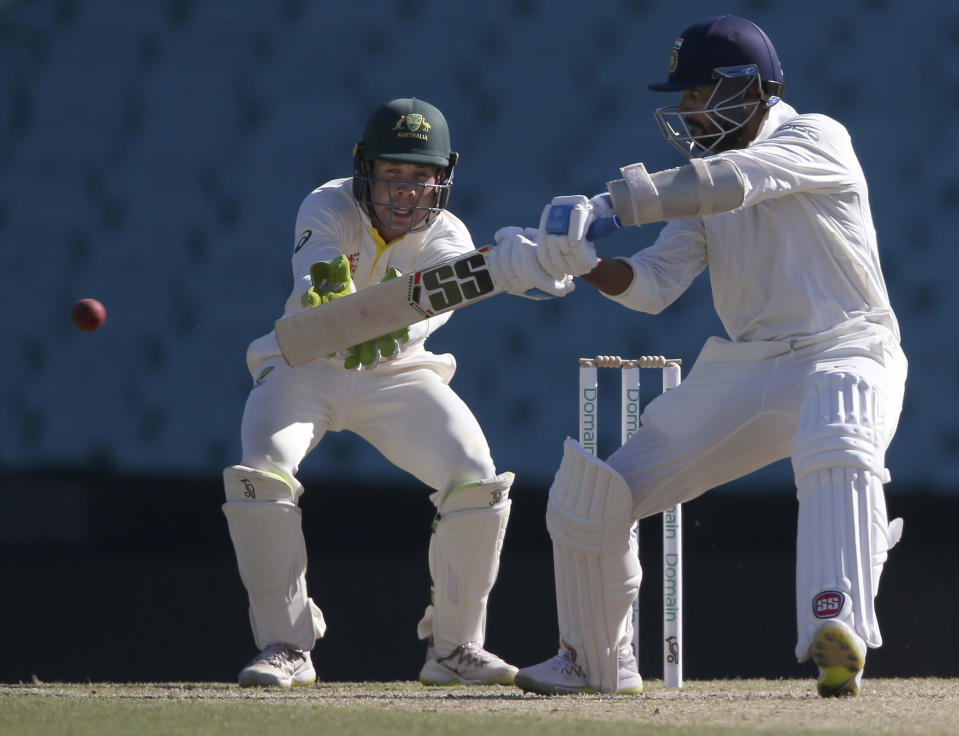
581, 258, 634, 296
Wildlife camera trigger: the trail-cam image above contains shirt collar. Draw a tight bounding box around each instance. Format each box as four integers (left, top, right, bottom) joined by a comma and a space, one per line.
752, 100, 797, 144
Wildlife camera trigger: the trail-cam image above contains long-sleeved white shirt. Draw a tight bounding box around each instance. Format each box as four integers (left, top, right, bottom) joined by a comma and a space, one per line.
609, 101, 900, 344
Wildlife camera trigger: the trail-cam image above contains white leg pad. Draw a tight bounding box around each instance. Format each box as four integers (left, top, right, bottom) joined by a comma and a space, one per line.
547, 438, 640, 693
223, 466, 326, 652
793, 373, 902, 661
417, 472, 514, 656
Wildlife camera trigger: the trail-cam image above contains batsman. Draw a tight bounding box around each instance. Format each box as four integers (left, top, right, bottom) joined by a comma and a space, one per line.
221, 98, 566, 688
493, 16, 908, 697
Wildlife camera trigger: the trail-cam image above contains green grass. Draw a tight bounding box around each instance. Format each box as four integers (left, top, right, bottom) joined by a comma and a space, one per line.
2, 679, 957, 736
0, 700, 693, 736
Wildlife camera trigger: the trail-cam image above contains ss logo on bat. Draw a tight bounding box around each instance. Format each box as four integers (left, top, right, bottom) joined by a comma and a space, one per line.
420, 253, 495, 311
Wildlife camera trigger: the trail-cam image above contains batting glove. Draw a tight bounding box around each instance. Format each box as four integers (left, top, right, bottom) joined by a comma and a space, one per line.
486, 226, 575, 300
301, 254, 355, 308
536, 194, 599, 279
343, 267, 410, 370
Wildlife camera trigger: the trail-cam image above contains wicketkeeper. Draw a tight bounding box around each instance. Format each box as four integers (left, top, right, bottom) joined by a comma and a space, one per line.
492, 15, 907, 698
221, 98, 561, 688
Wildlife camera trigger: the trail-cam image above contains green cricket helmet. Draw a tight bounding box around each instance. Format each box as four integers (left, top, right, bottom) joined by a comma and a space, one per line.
353, 97, 459, 234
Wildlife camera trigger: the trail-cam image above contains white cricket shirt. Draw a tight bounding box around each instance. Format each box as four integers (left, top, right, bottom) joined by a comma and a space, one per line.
610, 101, 900, 344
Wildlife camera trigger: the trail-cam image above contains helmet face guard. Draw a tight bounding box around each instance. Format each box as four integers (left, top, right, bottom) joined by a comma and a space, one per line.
351, 98, 458, 235
352, 149, 457, 234
654, 64, 779, 159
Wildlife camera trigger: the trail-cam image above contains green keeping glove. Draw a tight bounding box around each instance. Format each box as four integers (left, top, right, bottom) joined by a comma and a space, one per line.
343, 267, 411, 370
300, 254, 354, 308
343, 326, 411, 369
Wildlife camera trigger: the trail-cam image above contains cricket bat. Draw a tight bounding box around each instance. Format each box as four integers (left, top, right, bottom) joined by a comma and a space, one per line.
275, 211, 621, 366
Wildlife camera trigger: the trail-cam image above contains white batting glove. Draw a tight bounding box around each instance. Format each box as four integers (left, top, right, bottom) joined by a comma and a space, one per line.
536, 194, 599, 279
486, 226, 575, 300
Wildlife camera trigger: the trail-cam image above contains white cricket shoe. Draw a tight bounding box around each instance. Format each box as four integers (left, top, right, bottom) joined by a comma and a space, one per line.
238, 643, 316, 688
811, 620, 866, 697
419, 641, 518, 686
514, 644, 643, 695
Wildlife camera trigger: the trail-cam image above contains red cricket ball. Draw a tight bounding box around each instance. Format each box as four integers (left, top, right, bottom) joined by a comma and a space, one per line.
72, 298, 107, 332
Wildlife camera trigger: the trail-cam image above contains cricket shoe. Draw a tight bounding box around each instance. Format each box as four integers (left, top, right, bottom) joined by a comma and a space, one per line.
238, 643, 316, 688
514, 643, 643, 695
419, 641, 518, 686
811, 620, 866, 697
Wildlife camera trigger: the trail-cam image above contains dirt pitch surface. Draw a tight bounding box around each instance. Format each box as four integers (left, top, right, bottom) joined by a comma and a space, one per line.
2, 678, 957, 735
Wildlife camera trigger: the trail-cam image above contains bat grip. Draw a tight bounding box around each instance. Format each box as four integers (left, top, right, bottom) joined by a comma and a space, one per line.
585, 216, 622, 241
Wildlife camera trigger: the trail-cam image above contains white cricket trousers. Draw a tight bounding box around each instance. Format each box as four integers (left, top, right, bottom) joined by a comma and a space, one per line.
239, 356, 496, 492
606, 320, 907, 519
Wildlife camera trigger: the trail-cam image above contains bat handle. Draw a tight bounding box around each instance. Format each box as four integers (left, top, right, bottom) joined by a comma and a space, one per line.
546, 204, 622, 241
585, 215, 622, 241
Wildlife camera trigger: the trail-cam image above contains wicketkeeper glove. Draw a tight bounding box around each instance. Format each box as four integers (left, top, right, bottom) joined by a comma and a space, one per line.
301, 254, 355, 307
343, 267, 411, 370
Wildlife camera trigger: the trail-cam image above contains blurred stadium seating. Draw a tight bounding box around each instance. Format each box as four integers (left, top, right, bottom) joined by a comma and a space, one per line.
2, 0, 956, 490
1, 0, 956, 685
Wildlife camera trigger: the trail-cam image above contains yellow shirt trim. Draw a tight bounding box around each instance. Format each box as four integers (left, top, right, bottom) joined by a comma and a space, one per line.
369, 226, 406, 271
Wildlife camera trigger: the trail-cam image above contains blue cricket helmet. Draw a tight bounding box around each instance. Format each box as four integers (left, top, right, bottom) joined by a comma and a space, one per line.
649, 16, 786, 158
649, 15, 784, 97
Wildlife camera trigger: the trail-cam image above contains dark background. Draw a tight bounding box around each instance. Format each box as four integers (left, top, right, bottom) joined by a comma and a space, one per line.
3, 0, 959, 491
2, 471, 952, 684
2, 0, 957, 686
